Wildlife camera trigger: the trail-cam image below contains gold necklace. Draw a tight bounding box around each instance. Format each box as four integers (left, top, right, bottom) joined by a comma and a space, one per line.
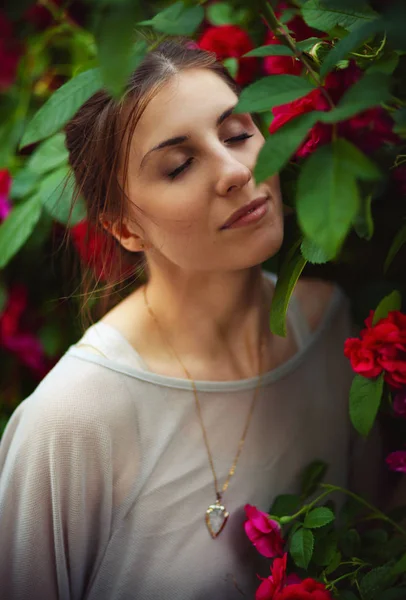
143, 284, 265, 539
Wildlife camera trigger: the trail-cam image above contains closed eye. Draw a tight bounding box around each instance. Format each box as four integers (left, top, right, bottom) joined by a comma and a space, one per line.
167, 132, 254, 180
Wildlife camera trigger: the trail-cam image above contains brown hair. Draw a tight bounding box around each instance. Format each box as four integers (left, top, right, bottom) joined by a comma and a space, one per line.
64, 36, 241, 330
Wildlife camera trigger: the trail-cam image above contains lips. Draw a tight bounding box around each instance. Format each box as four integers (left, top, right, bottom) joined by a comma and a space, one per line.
220, 196, 269, 230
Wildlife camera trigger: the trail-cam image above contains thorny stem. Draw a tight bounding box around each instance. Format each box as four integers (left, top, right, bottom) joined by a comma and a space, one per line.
326, 564, 365, 590
321, 484, 406, 537
259, 0, 335, 109
273, 483, 406, 538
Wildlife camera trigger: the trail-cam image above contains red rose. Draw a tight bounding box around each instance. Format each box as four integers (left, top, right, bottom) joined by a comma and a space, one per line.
344, 310, 406, 389
244, 504, 285, 558
386, 450, 406, 473
0, 11, 23, 90
0, 169, 12, 222
269, 88, 331, 157
0, 284, 50, 379
269, 61, 398, 158
339, 107, 399, 155
275, 578, 333, 600
270, 88, 330, 133
256, 554, 287, 600
70, 219, 112, 281
263, 33, 302, 76
197, 25, 257, 86
343, 338, 383, 378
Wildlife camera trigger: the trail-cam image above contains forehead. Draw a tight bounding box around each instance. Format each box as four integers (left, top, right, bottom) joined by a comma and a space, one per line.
132, 69, 238, 150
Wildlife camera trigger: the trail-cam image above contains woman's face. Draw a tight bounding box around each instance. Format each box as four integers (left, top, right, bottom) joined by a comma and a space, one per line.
122, 67, 284, 272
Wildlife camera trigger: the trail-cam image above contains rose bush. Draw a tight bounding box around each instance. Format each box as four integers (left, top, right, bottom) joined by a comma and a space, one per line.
0, 0, 406, 596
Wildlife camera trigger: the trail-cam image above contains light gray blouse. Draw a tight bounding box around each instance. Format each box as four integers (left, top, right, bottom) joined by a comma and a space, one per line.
0, 272, 353, 600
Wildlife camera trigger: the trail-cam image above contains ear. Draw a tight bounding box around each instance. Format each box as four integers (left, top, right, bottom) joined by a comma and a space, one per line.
100, 216, 146, 253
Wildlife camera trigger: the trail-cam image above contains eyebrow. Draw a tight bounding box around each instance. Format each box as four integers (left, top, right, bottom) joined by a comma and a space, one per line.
139, 104, 237, 171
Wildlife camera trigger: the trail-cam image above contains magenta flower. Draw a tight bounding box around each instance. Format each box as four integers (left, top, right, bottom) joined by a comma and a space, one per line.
393, 388, 406, 418
244, 504, 284, 558
386, 451, 406, 473
0, 169, 11, 222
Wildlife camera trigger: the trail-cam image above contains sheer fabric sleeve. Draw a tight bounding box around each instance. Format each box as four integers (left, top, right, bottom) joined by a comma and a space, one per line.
0, 357, 140, 600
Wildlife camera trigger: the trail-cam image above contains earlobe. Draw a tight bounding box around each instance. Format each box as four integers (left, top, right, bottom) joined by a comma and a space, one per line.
100, 217, 145, 253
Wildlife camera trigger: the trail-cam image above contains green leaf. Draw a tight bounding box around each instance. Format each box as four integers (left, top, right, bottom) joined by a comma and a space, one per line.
254, 112, 319, 183
207, 2, 248, 25
270, 494, 301, 518
302, 0, 379, 33
301, 237, 336, 264
320, 19, 381, 77
235, 75, 315, 114
372, 290, 402, 325
334, 139, 381, 181
353, 194, 374, 240
379, 590, 406, 600
27, 133, 69, 175
383, 0, 406, 51
138, 2, 204, 35
321, 73, 391, 124
296, 37, 324, 52
325, 549, 342, 574
10, 169, 40, 199
360, 565, 395, 600
393, 107, 406, 134
244, 45, 295, 57
300, 460, 328, 498
38, 166, 86, 226
97, 10, 145, 98
0, 196, 42, 268
340, 528, 361, 557
349, 373, 384, 437
384, 222, 406, 272
0, 281, 7, 313
297, 141, 360, 257
367, 52, 399, 75
313, 531, 338, 566
38, 322, 65, 358
269, 239, 307, 336
223, 57, 238, 80
20, 69, 103, 149
391, 552, 406, 577
290, 527, 314, 569
304, 507, 335, 529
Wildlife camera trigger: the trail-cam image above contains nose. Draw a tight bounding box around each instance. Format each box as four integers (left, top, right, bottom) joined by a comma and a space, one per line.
215, 154, 252, 197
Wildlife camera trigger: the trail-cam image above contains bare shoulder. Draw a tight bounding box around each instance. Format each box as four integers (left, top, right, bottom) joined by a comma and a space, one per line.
293, 277, 337, 333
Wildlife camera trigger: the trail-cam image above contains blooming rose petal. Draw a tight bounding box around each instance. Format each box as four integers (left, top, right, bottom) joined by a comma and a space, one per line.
276, 577, 333, 599
197, 25, 257, 86
386, 450, 406, 473
244, 504, 284, 558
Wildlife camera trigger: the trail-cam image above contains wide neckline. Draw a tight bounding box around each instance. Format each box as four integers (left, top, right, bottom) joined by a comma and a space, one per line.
67, 274, 344, 393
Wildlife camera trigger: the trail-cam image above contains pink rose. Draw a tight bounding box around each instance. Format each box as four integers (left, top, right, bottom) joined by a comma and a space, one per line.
393, 388, 406, 418
0, 169, 12, 222
386, 450, 406, 473
244, 504, 284, 558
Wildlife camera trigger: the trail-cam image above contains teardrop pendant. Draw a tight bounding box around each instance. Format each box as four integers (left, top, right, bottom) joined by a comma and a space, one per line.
205, 500, 229, 538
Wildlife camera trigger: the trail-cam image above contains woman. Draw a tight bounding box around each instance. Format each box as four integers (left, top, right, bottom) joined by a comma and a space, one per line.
0, 38, 353, 599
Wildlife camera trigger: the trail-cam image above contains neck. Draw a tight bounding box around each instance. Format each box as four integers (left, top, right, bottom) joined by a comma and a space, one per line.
142, 263, 273, 377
